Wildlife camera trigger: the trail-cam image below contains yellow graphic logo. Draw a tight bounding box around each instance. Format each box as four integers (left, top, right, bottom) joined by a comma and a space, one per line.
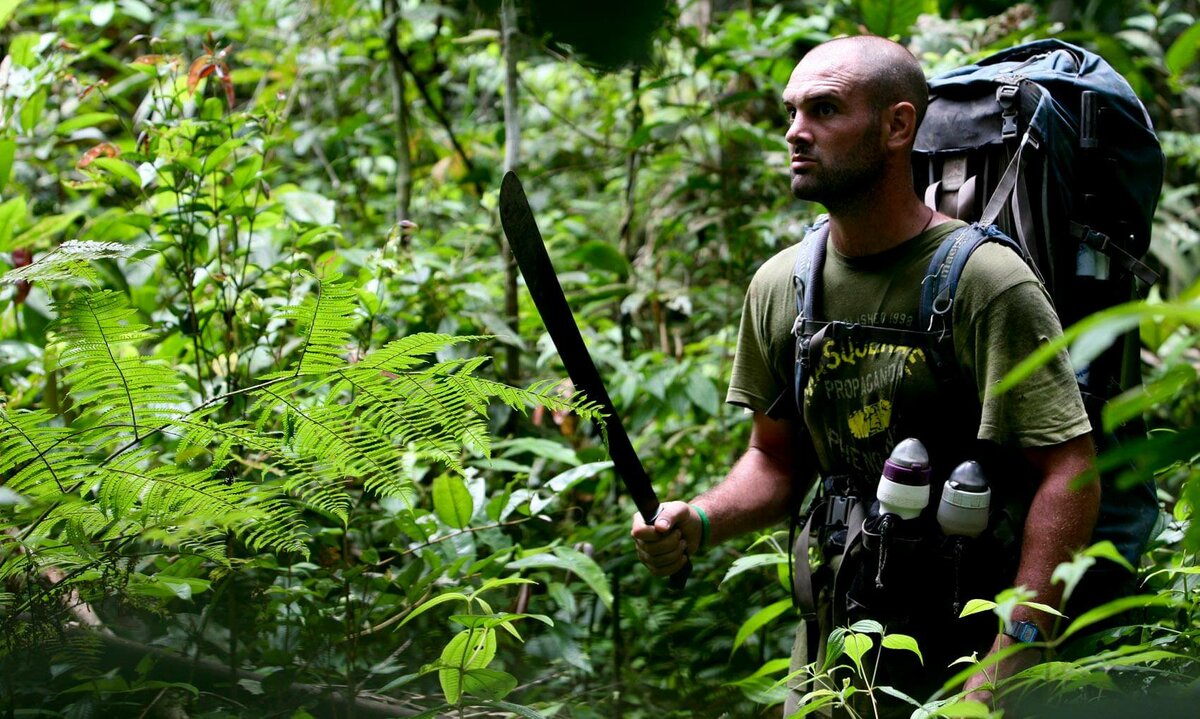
848, 399, 892, 439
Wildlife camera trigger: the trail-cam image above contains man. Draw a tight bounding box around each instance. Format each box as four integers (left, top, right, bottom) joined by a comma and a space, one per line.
630, 36, 1099, 713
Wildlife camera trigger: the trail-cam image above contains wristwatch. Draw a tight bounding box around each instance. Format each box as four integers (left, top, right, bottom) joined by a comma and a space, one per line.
1004, 619, 1043, 644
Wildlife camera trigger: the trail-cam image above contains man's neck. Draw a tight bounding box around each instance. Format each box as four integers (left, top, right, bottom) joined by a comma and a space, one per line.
825, 178, 942, 257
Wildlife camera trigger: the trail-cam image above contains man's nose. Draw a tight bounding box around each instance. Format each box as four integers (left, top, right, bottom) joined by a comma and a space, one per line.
785, 114, 811, 147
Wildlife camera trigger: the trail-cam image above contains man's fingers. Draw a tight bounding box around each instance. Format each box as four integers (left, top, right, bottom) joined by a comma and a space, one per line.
636, 540, 688, 576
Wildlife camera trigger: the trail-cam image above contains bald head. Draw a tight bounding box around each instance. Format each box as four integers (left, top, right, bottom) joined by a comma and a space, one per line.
802, 36, 929, 128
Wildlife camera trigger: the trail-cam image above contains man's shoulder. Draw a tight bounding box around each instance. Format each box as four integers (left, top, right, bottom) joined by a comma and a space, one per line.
956, 231, 1045, 308
748, 240, 806, 294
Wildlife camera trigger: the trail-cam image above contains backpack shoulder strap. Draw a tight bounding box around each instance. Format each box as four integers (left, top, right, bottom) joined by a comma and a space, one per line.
792, 217, 830, 412
918, 223, 1022, 380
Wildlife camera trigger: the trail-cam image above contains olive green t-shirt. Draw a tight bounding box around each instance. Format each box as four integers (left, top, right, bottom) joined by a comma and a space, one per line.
727, 220, 1090, 476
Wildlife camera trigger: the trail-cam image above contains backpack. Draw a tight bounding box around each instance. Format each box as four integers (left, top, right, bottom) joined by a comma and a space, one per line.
789, 40, 1163, 633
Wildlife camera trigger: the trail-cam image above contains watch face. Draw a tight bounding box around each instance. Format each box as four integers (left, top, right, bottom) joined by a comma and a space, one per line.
1008, 620, 1040, 643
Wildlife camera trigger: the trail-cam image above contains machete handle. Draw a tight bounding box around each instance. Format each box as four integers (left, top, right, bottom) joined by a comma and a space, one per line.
646, 504, 691, 592
669, 561, 692, 592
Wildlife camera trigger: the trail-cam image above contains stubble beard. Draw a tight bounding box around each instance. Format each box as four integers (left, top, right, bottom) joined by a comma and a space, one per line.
789, 126, 887, 212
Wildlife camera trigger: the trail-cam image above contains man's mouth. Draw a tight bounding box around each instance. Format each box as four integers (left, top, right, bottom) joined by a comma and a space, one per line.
791, 156, 817, 171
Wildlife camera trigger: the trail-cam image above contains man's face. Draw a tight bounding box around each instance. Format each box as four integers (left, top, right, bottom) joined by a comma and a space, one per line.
782, 51, 887, 207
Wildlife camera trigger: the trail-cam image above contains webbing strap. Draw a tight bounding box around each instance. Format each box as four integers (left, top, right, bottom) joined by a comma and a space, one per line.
792, 510, 819, 618
1013, 161, 1049, 288
797, 318, 943, 350
979, 130, 1035, 259
1071, 221, 1160, 286
829, 501, 866, 628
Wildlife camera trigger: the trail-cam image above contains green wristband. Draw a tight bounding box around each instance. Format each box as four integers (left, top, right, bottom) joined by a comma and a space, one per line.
690, 504, 710, 553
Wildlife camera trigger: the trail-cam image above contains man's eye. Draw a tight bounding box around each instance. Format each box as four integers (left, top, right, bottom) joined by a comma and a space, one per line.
786, 107, 797, 120
814, 103, 835, 116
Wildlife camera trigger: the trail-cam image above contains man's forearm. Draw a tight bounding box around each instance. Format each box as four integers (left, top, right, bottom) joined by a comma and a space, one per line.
1011, 434, 1100, 630
692, 426, 813, 547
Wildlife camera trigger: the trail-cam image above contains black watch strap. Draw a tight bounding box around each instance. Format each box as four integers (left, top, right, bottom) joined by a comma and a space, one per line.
1004, 619, 1042, 644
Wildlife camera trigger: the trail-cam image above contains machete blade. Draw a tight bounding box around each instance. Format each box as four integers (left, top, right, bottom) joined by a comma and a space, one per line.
500, 170, 690, 589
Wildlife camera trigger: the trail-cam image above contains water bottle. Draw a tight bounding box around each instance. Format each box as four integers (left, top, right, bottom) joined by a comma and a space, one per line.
869, 438, 931, 590
937, 461, 991, 615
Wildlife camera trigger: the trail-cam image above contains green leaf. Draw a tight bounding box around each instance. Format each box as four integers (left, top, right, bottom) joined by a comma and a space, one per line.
931, 700, 992, 718
0, 0, 21, 26
12, 212, 81, 251
202, 137, 246, 175
280, 190, 336, 225
461, 668, 517, 700
507, 546, 612, 609
1058, 594, 1178, 642
88, 157, 142, 187
732, 598, 792, 653
958, 598, 997, 618
876, 684, 921, 707
1081, 540, 1136, 574
567, 240, 630, 279
432, 474, 474, 529
842, 632, 873, 675
438, 628, 497, 704
56, 113, 119, 135
0, 196, 26, 250
0, 138, 15, 189
1166, 22, 1200, 77
860, 0, 930, 37
881, 633, 923, 665
686, 371, 720, 416
545, 461, 612, 493
721, 552, 788, 586
847, 619, 883, 634
470, 700, 548, 719
396, 592, 471, 630
496, 437, 580, 466
1017, 601, 1065, 619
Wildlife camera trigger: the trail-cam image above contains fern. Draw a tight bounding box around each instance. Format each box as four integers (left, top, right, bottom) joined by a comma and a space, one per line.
272, 271, 359, 376
49, 290, 186, 439
0, 240, 141, 286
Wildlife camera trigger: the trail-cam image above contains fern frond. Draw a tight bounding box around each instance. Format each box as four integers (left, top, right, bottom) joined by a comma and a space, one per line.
272, 272, 359, 376
0, 240, 141, 286
50, 291, 187, 437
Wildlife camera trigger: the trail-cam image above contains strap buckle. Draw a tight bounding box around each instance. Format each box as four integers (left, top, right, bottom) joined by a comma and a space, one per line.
824, 495, 857, 528
996, 84, 1020, 140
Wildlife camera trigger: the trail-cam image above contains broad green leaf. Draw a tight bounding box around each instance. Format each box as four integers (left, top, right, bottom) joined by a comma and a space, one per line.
1081, 540, 1136, 573
471, 700, 547, 719
821, 627, 846, 673
461, 668, 517, 700
1017, 601, 1065, 619
0, 138, 15, 189
881, 633, 923, 665
55, 113, 119, 135
545, 461, 612, 493
507, 547, 612, 609
842, 632, 873, 674
1166, 22, 1200, 77
90, 1, 115, 25
860, 0, 931, 37
876, 684, 920, 707
438, 628, 497, 704
686, 371, 720, 416
202, 137, 246, 175
0, 196, 26, 250
721, 552, 788, 587
496, 437, 580, 466
432, 474, 473, 529
1058, 594, 1178, 642
958, 598, 996, 618
848, 619, 883, 634
0, 0, 21, 26
784, 692, 838, 718
931, 700, 991, 718
280, 190, 336, 225
567, 240, 629, 279
89, 157, 142, 187
12, 212, 81, 251
396, 592, 471, 630
732, 598, 791, 653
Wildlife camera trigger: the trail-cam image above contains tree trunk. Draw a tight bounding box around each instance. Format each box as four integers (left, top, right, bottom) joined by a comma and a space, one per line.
383, 0, 412, 224
501, 0, 521, 387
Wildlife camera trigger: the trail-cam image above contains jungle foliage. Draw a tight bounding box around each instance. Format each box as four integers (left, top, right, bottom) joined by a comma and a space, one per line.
1, 1, 1199, 717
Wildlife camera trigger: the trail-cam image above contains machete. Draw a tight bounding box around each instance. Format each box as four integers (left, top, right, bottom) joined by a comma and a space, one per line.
499, 171, 691, 590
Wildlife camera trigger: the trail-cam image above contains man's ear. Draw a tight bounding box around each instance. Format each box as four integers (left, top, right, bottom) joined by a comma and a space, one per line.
883, 101, 918, 150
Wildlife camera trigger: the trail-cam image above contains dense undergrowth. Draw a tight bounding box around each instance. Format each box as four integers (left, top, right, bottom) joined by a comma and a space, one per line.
1, 1, 1199, 717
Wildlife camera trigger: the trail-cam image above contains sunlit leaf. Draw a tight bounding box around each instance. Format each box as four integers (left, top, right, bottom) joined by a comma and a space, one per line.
732, 598, 791, 654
